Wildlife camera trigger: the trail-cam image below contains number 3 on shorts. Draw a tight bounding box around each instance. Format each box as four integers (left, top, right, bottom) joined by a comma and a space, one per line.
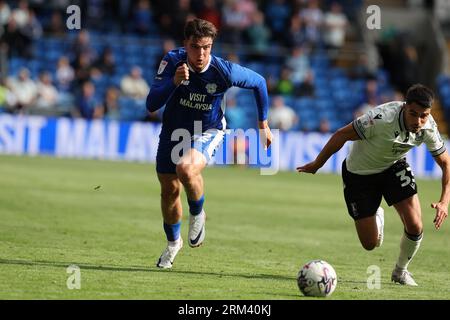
396, 168, 411, 187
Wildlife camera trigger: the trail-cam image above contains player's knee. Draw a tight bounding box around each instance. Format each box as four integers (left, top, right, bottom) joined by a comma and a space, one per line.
161, 186, 181, 202
406, 221, 423, 236
176, 163, 194, 182
361, 241, 377, 251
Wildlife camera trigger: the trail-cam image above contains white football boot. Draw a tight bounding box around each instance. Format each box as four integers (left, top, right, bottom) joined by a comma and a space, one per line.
391, 266, 418, 286
188, 210, 206, 247
156, 238, 183, 269
375, 207, 384, 247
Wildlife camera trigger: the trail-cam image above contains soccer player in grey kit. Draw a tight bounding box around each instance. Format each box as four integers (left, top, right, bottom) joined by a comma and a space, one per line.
147, 19, 273, 269
298, 84, 449, 286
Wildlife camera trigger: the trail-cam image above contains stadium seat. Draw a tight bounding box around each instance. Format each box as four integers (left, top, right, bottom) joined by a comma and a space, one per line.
265, 64, 282, 79
437, 74, 449, 88
330, 77, 348, 90
328, 67, 346, 79
315, 99, 334, 111
118, 97, 148, 121
108, 75, 123, 87
328, 119, 343, 131
281, 95, 294, 108
293, 97, 315, 112
301, 115, 320, 131
439, 84, 450, 100
314, 76, 328, 89
377, 69, 390, 84
318, 109, 336, 120
246, 62, 265, 76
315, 87, 329, 99
333, 89, 352, 103
310, 53, 329, 69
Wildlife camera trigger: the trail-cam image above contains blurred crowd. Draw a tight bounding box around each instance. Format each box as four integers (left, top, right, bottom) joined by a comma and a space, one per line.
0, 0, 434, 133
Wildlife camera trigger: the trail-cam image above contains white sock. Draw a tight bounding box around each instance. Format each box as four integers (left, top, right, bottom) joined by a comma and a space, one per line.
396, 232, 423, 270
168, 238, 181, 247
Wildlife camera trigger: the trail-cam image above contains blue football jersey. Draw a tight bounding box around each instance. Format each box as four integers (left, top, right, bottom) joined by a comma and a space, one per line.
146, 48, 269, 134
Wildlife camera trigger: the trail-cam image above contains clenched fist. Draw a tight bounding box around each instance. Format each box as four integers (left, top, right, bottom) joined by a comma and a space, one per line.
173, 63, 189, 86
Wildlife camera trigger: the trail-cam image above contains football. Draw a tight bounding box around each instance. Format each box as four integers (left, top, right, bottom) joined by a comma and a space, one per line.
297, 260, 337, 297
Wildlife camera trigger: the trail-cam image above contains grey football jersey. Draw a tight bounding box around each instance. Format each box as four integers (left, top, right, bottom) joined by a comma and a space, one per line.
347, 101, 446, 175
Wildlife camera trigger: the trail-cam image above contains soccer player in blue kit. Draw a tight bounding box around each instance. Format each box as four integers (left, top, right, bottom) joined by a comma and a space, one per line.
147, 19, 273, 269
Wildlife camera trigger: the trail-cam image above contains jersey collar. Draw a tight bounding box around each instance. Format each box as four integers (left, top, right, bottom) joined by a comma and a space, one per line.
398, 107, 407, 132
186, 55, 211, 73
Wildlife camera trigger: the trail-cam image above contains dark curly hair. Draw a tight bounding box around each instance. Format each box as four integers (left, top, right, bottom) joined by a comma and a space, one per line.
406, 84, 434, 109
184, 18, 217, 41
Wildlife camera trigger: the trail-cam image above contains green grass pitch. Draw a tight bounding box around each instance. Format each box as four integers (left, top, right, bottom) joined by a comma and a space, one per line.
0, 155, 449, 299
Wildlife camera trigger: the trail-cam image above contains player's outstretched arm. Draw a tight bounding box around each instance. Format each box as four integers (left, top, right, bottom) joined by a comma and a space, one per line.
431, 151, 450, 229
297, 123, 360, 174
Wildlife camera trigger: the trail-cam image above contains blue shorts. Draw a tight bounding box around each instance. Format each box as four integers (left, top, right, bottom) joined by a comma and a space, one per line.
156, 128, 225, 174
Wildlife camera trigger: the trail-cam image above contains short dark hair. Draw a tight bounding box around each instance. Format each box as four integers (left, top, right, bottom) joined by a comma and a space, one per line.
184, 18, 217, 41
406, 84, 434, 108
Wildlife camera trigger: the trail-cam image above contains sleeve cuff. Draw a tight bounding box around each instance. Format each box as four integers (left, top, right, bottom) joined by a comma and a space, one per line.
431, 144, 446, 157
352, 120, 366, 140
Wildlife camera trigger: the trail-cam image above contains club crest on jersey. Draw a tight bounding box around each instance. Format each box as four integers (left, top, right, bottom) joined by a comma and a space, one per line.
415, 131, 424, 142
157, 60, 168, 75
206, 83, 217, 94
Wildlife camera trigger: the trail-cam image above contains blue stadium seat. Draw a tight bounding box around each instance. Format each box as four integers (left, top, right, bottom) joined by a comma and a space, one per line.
46, 49, 62, 62
439, 84, 450, 99
318, 109, 336, 120
377, 69, 390, 84
265, 64, 282, 79
118, 97, 148, 121
315, 99, 334, 111
333, 89, 351, 103
246, 62, 265, 76
144, 45, 162, 57
336, 100, 356, 111
44, 38, 64, 50
338, 109, 355, 124
124, 44, 142, 55
293, 97, 315, 112
91, 42, 104, 54
311, 66, 327, 79
108, 75, 123, 87
350, 79, 366, 92
314, 76, 328, 89
236, 91, 255, 107
124, 56, 143, 68
328, 67, 346, 79
281, 95, 294, 108
443, 97, 450, 109
315, 87, 329, 98
300, 113, 320, 131
437, 74, 449, 88
310, 53, 329, 69
330, 77, 348, 90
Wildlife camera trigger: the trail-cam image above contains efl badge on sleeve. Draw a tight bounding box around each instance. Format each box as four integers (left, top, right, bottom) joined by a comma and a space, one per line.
157, 60, 168, 75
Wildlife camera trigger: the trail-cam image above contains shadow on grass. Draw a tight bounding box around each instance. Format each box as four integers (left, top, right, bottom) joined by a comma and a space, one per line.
0, 258, 295, 282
